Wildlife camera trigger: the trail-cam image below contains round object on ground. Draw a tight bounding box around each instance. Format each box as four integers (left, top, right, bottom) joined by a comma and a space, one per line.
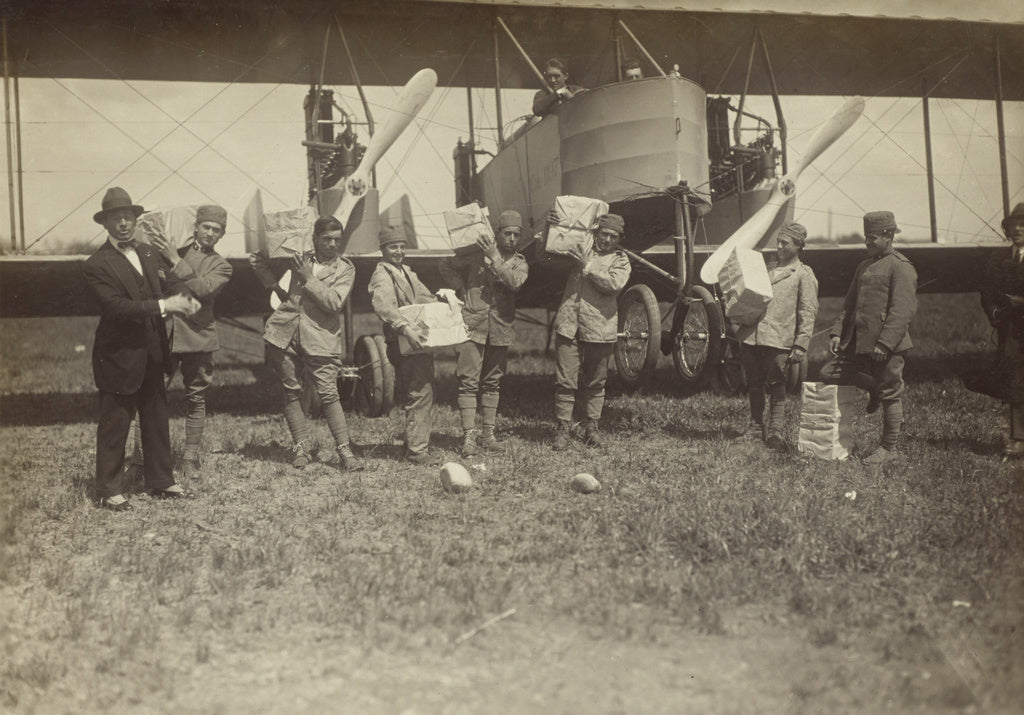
570, 472, 601, 494
440, 462, 473, 493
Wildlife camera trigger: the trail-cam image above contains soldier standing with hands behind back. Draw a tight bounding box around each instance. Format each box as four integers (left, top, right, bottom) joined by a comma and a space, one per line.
825, 210, 918, 464
440, 210, 529, 456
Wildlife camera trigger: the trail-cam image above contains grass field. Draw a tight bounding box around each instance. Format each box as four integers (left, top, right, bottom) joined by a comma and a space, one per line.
1, 294, 1022, 713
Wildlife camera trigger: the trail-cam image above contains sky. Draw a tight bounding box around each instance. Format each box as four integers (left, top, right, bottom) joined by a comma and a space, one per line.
1, 70, 1022, 255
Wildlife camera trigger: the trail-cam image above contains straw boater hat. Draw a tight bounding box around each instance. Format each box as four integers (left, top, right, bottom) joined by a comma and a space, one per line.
93, 187, 145, 224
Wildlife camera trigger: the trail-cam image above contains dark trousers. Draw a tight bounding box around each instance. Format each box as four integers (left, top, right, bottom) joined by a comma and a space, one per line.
96, 352, 174, 498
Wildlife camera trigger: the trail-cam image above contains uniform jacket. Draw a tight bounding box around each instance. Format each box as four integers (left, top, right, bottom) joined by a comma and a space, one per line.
83, 239, 191, 394
439, 250, 528, 347
165, 241, 232, 354
830, 249, 917, 354
368, 261, 436, 345
554, 249, 631, 343
737, 260, 819, 351
532, 85, 584, 116
262, 252, 355, 358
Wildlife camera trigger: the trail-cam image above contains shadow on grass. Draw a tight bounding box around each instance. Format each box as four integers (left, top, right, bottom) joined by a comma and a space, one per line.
0, 350, 997, 428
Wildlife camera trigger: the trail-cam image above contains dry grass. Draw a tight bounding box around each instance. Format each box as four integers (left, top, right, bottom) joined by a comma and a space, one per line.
0, 295, 1022, 712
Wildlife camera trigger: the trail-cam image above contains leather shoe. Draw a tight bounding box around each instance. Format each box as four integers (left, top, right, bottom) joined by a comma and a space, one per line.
150, 484, 192, 499
99, 494, 131, 511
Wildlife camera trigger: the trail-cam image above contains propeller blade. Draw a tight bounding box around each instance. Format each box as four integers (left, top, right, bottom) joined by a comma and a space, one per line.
699, 97, 864, 285
334, 68, 438, 227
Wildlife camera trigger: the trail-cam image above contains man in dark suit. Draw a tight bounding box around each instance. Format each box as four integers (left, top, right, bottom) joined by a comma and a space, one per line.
83, 187, 199, 510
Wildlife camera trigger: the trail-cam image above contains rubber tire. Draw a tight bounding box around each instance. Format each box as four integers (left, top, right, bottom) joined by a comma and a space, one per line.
786, 356, 808, 396
354, 334, 385, 417
373, 334, 396, 414
671, 285, 724, 384
615, 284, 661, 385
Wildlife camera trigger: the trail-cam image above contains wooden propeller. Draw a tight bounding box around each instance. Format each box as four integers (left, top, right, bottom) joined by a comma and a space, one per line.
333, 68, 438, 228
699, 96, 865, 285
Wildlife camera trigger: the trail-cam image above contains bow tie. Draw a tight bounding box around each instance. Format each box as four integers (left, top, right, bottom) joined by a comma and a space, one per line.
116, 239, 137, 251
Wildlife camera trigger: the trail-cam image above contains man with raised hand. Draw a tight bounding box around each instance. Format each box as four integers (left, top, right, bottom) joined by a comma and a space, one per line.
149, 205, 233, 480
250, 216, 363, 472
551, 213, 632, 449
440, 210, 529, 456
83, 187, 199, 511
826, 211, 918, 464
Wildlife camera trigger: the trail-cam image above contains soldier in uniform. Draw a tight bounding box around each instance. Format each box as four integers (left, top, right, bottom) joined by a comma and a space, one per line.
735, 223, 819, 450
149, 205, 233, 479
250, 216, 363, 472
981, 202, 1024, 458
552, 213, 632, 449
368, 224, 438, 464
826, 210, 918, 464
440, 210, 529, 456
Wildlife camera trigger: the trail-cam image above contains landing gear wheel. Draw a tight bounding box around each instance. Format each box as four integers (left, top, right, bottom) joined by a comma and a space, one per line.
373, 334, 395, 414
615, 284, 661, 385
354, 334, 386, 417
671, 285, 724, 384
786, 357, 808, 396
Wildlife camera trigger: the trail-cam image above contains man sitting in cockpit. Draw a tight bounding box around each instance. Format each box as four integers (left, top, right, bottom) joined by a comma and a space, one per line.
532, 58, 585, 117
622, 58, 643, 80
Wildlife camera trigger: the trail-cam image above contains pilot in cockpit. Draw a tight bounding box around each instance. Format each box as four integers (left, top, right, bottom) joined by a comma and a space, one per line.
532, 58, 585, 117
622, 58, 643, 80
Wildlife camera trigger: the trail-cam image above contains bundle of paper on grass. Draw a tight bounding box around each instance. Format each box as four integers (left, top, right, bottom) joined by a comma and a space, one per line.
797, 382, 857, 460
541, 195, 609, 256
264, 205, 318, 258
719, 247, 772, 325
135, 206, 198, 246
397, 300, 468, 355
444, 203, 493, 254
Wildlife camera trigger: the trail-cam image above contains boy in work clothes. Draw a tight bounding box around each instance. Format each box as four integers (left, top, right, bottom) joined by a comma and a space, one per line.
250, 216, 363, 471
146, 205, 233, 479
735, 223, 819, 449
825, 210, 918, 464
440, 210, 529, 456
369, 225, 437, 464
552, 213, 632, 448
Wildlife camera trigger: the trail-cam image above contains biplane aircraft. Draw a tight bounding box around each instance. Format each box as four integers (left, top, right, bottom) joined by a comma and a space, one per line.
1, 0, 1022, 413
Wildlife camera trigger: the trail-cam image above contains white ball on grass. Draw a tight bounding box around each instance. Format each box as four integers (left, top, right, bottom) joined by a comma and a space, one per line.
570, 472, 601, 494
440, 462, 473, 493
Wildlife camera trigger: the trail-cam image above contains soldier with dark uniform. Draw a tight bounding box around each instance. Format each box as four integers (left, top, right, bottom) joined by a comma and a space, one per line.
826, 211, 918, 464
981, 202, 1024, 458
